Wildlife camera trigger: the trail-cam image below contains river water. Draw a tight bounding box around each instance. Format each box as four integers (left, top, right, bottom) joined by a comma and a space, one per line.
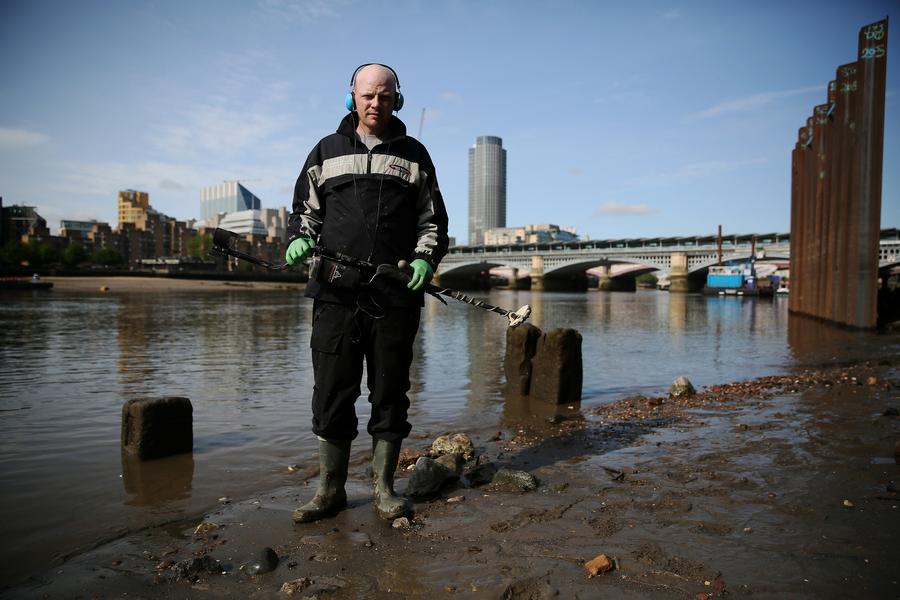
0, 287, 896, 586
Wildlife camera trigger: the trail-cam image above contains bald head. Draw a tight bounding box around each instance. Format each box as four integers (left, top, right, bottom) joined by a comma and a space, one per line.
351, 64, 400, 136
353, 64, 397, 94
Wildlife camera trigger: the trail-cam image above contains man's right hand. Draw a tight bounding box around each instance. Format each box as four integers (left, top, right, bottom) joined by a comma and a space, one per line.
285, 238, 315, 265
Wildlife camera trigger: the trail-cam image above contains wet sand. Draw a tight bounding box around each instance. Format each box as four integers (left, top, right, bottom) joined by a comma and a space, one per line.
42, 276, 304, 293
6, 356, 899, 599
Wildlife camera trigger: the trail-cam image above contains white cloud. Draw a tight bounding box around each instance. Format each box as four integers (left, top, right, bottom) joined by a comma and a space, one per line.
49, 158, 300, 214
151, 104, 292, 159
626, 158, 768, 187
439, 91, 462, 103
689, 86, 823, 119
52, 160, 209, 197
568, 167, 584, 177
256, 0, 347, 21
37, 203, 109, 231
595, 201, 657, 216
0, 127, 49, 148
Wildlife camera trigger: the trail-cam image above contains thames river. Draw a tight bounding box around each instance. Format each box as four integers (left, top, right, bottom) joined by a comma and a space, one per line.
0, 286, 895, 585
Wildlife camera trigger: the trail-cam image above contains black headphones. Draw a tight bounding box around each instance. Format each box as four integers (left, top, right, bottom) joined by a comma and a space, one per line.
345, 63, 404, 112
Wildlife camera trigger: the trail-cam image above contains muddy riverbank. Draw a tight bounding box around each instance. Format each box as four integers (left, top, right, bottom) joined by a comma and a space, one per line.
41, 276, 304, 293
6, 356, 899, 599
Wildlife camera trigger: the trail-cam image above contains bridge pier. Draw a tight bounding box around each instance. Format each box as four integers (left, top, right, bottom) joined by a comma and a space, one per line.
594, 265, 635, 291
669, 252, 690, 293
595, 265, 611, 291
530, 256, 544, 291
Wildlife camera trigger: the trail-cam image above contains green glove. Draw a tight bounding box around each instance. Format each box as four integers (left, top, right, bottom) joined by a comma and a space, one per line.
285, 238, 315, 265
407, 259, 433, 291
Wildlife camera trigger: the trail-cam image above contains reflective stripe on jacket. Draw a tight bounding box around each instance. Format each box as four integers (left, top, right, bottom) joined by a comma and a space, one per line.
288, 113, 449, 307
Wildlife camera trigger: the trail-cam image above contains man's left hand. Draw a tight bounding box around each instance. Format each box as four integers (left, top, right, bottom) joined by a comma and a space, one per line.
407, 259, 434, 291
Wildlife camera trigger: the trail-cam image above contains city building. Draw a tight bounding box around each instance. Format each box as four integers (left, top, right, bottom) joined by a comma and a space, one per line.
200, 181, 261, 222
468, 135, 506, 245
217, 210, 269, 237
216, 207, 288, 240
114, 189, 195, 265
1, 198, 50, 244
117, 190, 149, 228
482, 224, 579, 246
60, 220, 103, 241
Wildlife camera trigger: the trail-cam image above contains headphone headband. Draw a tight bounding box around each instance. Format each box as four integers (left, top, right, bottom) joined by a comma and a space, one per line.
346, 63, 403, 112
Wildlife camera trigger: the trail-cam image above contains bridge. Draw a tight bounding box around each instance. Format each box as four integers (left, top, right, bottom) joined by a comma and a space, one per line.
438, 228, 900, 291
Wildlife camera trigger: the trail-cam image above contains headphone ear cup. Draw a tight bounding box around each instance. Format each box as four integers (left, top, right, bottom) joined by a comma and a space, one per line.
394, 92, 404, 111
345, 92, 354, 111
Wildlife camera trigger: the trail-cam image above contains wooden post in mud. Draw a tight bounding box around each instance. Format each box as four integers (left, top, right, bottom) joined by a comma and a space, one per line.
504, 326, 583, 404
121, 397, 193, 460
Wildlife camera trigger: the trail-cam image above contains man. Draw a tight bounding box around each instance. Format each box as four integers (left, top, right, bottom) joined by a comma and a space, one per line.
285, 63, 449, 523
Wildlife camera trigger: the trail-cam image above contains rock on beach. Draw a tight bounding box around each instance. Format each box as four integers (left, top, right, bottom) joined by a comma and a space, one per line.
431, 433, 474, 460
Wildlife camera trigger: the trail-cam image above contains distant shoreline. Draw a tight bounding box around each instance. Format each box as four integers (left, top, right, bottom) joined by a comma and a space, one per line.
43, 275, 305, 293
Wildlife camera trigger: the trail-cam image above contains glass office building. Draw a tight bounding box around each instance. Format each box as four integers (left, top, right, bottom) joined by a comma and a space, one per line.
200, 182, 261, 222
468, 135, 506, 245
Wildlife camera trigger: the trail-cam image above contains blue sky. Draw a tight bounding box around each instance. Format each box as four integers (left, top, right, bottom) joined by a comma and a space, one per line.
1, 0, 896, 244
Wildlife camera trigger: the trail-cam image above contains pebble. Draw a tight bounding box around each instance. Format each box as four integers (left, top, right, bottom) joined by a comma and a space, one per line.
491, 468, 538, 492
584, 553, 615, 577
843, 499, 855, 508
193, 521, 221, 536
432, 433, 475, 460
244, 547, 279, 575
392, 517, 411, 529
280, 576, 312, 595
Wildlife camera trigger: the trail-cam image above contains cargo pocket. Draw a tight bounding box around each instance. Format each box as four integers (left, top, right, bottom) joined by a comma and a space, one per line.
310, 303, 348, 354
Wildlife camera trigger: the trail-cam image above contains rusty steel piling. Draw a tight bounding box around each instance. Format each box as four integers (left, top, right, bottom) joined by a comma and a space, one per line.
789, 18, 888, 329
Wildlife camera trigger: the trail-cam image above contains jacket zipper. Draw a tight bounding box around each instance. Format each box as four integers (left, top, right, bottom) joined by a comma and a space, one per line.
367, 151, 372, 174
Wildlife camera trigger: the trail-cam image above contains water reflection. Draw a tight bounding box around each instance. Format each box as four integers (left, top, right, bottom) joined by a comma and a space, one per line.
501, 388, 583, 425
787, 313, 881, 365
668, 291, 686, 332
121, 452, 194, 507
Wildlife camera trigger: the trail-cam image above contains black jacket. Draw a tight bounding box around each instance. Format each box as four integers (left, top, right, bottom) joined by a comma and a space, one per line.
288, 113, 450, 307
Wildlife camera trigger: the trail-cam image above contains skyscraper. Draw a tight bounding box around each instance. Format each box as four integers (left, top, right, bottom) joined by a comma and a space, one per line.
200, 181, 261, 222
468, 135, 506, 245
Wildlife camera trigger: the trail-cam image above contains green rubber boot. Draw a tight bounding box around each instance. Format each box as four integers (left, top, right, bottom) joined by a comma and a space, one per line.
292, 438, 351, 523
372, 438, 413, 521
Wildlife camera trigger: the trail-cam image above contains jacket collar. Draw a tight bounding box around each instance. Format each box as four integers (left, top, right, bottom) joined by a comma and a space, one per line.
337, 112, 407, 144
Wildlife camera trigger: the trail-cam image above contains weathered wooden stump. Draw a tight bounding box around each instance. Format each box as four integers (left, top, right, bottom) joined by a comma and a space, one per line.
121, 397, 193, 460
503, 323, 542, 395
530, 328, 583, 405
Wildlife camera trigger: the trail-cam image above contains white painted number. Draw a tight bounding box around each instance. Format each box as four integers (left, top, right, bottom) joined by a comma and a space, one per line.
860, 45, 886, 59
863, 23, 885, 41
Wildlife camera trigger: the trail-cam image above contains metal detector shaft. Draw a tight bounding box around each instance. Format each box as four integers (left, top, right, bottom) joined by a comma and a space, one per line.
209, 228, 531, 326
211, 228, 290, 270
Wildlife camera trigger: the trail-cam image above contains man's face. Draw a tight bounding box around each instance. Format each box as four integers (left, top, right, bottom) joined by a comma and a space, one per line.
352, 66, 397, 136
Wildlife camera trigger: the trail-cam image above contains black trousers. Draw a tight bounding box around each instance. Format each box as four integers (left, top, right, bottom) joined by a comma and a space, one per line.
309, 301, 421, 443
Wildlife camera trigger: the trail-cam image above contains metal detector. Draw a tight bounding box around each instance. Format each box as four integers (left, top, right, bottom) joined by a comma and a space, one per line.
210, 228, 532, 328
211, 227, 290, 270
